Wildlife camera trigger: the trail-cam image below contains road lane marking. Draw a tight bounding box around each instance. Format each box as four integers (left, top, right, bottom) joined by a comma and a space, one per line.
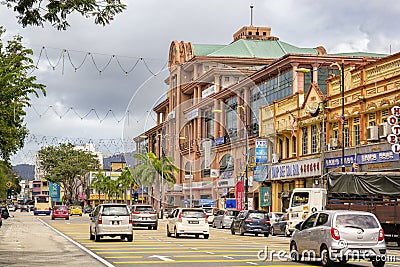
149, 255, 174, 261
38, 218, 114, 267
224, 256, 235, 259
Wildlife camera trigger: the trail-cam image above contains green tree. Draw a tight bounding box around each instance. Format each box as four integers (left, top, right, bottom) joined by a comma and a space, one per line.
38, 143, 100, 205
3, 0, 126, 30
0, 27, 45, 167
0, 162, 21, 201
91, 170, 107, 203
117, 166, 136, 205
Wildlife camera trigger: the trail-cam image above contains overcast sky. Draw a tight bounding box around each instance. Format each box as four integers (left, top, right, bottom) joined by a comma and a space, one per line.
2, 0, 400, 165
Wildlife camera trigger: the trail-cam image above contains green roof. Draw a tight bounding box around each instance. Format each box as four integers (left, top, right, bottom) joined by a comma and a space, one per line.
193, 39, 318, 59
192, 44, 226, 56
329, 52, 388, 58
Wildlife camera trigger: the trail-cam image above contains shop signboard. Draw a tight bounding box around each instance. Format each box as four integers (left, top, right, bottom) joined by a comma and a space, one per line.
259, 187, 271, 207
253, 165, 268, 181
271, 158, 321, 180
235, 181, 244, 211
255, 139, 268, 164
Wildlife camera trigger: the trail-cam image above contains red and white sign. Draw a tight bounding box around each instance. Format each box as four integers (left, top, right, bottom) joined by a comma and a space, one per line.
235, 181, 244, 211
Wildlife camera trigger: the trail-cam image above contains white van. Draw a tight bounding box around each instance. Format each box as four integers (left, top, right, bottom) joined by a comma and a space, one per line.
287, 188, 327, 234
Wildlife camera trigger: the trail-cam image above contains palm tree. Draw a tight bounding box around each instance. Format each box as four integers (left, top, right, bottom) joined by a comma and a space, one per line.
91, 171, 107, 204
118, 167, 137, 205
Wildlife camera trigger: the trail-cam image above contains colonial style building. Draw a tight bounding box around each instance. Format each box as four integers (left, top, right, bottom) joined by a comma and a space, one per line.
135, 24, 385, 212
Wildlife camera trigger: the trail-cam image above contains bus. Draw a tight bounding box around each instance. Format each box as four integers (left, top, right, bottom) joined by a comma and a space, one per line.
34, 194, 52, 215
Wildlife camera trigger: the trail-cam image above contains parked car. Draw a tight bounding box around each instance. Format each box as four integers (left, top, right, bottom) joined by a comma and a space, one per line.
7, 205, 16, 212
271, 213, 290, 236
231, 210, 271, 237
1, 206, 10, 219
202, 207, 216, 224
268, 212, 285, 223
20, 204, 29, 212
166, 208, 209, 239
213, 209, 240, 229
83, 206, 93, 214
290, 210, 386, 267
89, 203, 133, 242
51, 205, 69, 220
69, 206, 83, 216
131, 204, 158, 230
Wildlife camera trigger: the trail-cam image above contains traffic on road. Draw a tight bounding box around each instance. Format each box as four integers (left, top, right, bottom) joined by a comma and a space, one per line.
2, 205, 400, 267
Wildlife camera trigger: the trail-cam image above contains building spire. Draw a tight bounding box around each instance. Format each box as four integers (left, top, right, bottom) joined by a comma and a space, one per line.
250, 5, 254, 26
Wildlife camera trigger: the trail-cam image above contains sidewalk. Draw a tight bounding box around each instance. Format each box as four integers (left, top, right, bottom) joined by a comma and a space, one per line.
0, 212, 106, 267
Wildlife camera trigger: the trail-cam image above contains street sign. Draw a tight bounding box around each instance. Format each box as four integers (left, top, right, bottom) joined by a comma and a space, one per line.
183, 199, 189, 205
184, 174, 193, 179
6, 181, 12, 188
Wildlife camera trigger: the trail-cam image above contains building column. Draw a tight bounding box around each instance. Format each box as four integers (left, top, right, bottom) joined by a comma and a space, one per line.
214, 100, 220, 138
291, 63, 300, 93
214, 75, 220, 93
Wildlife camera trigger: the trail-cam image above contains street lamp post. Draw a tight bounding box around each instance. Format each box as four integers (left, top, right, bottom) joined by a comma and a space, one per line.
330, 61, 345, 172
160, 135, 164, 219
238, 105, 249, 210
188, 124, 192, 208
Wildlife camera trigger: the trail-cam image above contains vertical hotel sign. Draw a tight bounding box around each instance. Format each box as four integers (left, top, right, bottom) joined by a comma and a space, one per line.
235, 181, 244, 211
255, 139, 268, 164
387, 106, 400, 153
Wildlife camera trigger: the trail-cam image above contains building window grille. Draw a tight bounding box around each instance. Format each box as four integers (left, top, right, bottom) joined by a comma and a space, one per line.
302, 126, 308, 155
311, 125, 317, 153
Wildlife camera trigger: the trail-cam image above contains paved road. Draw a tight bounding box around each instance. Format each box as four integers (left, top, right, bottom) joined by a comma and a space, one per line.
0, 211, 104, 267
3, 211, 400, 267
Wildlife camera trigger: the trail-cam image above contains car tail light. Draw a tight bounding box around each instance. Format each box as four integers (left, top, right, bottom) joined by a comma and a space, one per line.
378, 229, 384, 241
286, 214, 289, 220
129, 213, 132, 224
149, 211, 157, 214
330, 227, 340, 240
34, 207, 37, 211
245, 218, 253, 223
204, 212, 208, 220
132, 211, 140, 214
178, 212, 182, 222
303, 206, 309, 211
98, 213, 103, 224
264, 220, 271, 225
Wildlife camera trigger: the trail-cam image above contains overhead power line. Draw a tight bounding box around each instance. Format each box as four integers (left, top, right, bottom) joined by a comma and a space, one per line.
29, 46, 167, 76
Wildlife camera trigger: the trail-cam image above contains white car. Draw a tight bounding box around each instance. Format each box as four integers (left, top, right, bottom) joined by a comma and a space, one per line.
202, 207, 215, 224
166, 208, 209, 239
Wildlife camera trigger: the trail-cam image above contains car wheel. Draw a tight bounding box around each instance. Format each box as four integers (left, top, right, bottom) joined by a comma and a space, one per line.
372, 259, 385, 267
255, 233, 258, 236
264, 233, 269, 237
153, 225, 158, 230
220, 222, 224, 229
204, 234, 209, 239
95, 231, 101, 242
126, 234, 133, 242
290, 242, 300, 262
231, 226, 235, 235
271, 227, 275, 236
174, 227, 180, 238
166, 225, 172, 237
89, 228, 95, 240
51, 216, 55, 220
239, 226, 245, 236
148, 226, 152, 230
212, 221, 216, 228
195, 234, 199, 238
320, 245, 334, 267
66, 217, 69, 220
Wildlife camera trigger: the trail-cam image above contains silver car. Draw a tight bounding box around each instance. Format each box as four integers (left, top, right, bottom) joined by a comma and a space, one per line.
131, 204, 158, 230
290, 210, 386, 267
90, 204, 133, 242
213, 209, 239, 229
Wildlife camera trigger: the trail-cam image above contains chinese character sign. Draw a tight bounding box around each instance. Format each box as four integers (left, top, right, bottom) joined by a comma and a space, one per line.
255, 139, 268, 164
236, 181, 244, 211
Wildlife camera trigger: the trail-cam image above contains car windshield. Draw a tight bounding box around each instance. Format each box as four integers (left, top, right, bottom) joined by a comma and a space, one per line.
227, 210, 239, 216
55, 206, 67, 211
182, 210, 205, 218
291, 192, 309, 207
135, 206, 154, 212
249, 212, 267, 219
335, 214, 379, 229
72, 206, 81, 209
102, 206, 129, 216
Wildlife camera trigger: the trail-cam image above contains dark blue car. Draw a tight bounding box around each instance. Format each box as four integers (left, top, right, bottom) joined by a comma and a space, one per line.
231, 210, 271, 237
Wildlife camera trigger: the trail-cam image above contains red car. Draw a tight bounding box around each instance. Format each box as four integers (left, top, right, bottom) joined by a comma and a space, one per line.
51, 205, 69, 220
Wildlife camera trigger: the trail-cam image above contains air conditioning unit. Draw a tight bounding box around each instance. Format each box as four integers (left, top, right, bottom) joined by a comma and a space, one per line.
367, 126, 379, 141
329, 138, 338, 149
379, 122, 390, 138
272, 153, 280, 164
